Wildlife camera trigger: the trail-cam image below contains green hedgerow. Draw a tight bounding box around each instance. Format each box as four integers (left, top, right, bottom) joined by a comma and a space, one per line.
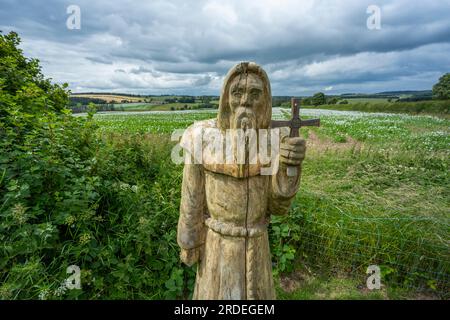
0, 31, 193, 300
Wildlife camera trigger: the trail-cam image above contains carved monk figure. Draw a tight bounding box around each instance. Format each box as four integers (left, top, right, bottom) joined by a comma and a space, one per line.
177, 62, 306, 299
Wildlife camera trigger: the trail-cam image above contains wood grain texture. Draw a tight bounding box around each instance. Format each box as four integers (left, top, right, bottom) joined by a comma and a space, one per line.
177, 62, 303, 300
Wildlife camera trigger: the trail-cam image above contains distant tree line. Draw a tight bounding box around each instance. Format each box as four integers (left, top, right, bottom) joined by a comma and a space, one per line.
70, 103, 117, 113
71, 92, 149, 97
69, 96, 108, 105
272, 96, 291, 107
169, 102, 216, 111
340, 94, 400, 99
164, 96, 196, 103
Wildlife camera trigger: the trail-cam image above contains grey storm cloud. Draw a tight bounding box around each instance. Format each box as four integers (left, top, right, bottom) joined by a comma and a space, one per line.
194, 75, 213, 86
85, 56, 113, 65
1, 0, 449, 94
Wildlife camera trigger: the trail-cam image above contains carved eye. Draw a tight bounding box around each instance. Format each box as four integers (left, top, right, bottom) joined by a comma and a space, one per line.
251, 92, 260, 100
233, 91, 242, 98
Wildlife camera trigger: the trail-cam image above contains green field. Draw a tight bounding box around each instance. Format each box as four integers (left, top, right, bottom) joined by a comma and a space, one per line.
94, 111, 217, 133
344, 98, 391, 103
302, 99, 450, 115
110, 101, 219, 112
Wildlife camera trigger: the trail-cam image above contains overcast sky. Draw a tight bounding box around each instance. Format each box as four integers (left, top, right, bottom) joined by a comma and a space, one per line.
1, 0, 449, 95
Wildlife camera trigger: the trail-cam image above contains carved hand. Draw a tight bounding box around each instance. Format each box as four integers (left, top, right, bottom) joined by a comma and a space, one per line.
180, 246, 203, 267
279, 137, 306, 167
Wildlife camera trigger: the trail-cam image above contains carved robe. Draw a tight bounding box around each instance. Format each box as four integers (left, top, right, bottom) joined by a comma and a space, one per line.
177, 119, 301, 300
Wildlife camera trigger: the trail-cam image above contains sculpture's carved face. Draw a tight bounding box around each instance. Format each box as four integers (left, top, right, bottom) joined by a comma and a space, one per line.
228, 73, 266, 130
217, 62, 272, 131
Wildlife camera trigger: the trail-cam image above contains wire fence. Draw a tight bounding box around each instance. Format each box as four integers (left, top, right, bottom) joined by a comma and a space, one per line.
292, 216, 450, 298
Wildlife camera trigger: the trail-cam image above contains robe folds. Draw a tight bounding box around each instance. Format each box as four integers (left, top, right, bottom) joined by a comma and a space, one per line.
177, 119, 301, 300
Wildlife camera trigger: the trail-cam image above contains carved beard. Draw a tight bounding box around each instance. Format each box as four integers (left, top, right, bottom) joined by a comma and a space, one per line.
230, 106, 257, 130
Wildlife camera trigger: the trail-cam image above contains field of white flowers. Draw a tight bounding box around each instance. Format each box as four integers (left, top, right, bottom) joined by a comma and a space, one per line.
92, 109, 449, 153
90, 108, 449, 299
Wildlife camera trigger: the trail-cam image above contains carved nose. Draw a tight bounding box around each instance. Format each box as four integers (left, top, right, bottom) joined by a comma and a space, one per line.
241, 93, 251, 107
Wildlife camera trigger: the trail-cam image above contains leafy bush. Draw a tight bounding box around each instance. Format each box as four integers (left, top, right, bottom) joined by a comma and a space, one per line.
312, 92, 326, 106
327, 97, 339, 105
432, 73, 450, 100
0, 31, 194, 300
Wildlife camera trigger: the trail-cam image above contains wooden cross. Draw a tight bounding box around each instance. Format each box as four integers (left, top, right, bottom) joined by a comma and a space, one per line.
271, 98, 320, 176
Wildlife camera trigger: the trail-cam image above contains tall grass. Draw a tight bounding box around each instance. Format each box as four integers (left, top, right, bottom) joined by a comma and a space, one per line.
271, 145, 449, 297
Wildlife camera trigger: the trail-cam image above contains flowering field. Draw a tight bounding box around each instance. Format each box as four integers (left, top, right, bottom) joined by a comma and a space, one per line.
93, 108, 449, 153
92, 111, 216, 133
90, 109, 449, 299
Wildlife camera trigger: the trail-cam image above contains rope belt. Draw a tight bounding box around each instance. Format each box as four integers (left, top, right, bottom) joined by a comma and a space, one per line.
204, 217, 267, 238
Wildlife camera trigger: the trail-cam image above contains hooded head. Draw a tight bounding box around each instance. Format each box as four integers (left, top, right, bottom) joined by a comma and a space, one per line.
217, 62, 272, 131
